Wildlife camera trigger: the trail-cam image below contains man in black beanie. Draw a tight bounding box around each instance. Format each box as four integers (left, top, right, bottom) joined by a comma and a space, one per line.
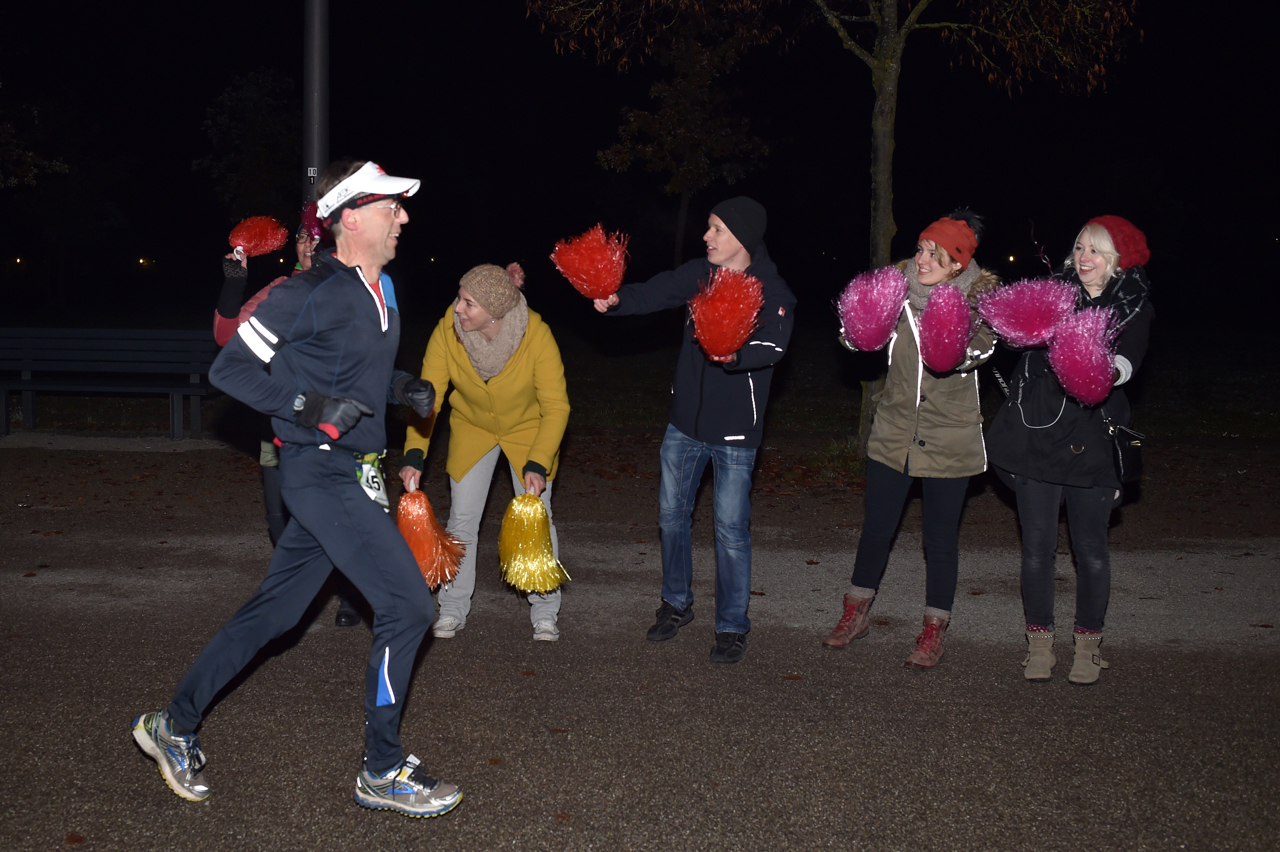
594, 196, 796, 664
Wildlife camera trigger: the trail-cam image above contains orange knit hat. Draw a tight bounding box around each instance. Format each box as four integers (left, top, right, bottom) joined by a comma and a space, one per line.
919, 217, 978, 270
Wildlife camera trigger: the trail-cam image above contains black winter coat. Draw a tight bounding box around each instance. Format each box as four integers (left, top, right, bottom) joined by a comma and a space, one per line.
986, 265, 1153, 489
610, 244, 796, 448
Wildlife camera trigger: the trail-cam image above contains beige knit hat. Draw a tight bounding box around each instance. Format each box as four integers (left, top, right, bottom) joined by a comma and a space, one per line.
459, 263, 524, 318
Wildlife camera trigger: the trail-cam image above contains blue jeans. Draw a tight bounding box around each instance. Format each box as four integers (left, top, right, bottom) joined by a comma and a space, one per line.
658, 423, 757, 634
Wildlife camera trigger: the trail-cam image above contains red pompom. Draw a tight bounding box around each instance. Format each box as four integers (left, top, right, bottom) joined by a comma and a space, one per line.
836, 266, 909, 352
1047, 307, 1116, 406
397, 490, 466, 589
979, 278, 1077, 348
689, 267, 764, 359
228, 216, 289, 257
550, 224, 629, 299
918, 284, 974, 372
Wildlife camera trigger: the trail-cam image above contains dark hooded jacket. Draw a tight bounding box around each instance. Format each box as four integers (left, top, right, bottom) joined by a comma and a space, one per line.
609, 243, 796, 448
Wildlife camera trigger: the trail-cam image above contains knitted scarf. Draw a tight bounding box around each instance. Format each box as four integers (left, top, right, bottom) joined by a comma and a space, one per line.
906, 258, 985, 311
453, 293, 528, 381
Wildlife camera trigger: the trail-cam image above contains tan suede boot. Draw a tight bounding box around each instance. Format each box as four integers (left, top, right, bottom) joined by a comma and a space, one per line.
905, 613, 948, 668
1022, 631, 1056, 681
1068, 631, 1109, 685
823, 593, 873, 648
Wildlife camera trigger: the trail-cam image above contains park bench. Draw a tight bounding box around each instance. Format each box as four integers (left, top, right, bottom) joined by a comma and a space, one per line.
0, 328, 220, 440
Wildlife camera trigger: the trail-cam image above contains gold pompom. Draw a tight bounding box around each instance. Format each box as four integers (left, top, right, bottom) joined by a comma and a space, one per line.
397, 490, 466, 589
498, 493, 570, 594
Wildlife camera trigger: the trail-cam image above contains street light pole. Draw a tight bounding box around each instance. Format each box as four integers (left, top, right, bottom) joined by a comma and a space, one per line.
302, 0, 329, 203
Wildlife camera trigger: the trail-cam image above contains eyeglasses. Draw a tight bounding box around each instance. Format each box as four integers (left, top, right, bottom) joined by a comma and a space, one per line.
372, 201, 406, 216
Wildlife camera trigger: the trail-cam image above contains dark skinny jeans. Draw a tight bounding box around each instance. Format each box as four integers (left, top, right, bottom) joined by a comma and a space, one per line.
850, 458, 970, 612
1010, 474, 1114, 631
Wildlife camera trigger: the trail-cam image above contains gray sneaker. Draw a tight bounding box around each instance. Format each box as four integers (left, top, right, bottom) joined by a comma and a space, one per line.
431, 616, 463, 639
131, 711, 210, 802
354, 754, 462, 818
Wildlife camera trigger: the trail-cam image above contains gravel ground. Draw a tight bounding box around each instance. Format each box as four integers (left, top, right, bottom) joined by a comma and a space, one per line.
1, 431, 1277, 851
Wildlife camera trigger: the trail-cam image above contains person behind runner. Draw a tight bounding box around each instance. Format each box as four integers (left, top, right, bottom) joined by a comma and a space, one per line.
594, 197, 795, 665
985, 216, 1152, 685
399, 262, 570, 642
130, 159, 462, 818
214, 211, 363, 627
822, 210, 998, 668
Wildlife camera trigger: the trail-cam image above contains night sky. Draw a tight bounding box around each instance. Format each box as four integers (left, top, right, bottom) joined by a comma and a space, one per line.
1, 1, 1270, 335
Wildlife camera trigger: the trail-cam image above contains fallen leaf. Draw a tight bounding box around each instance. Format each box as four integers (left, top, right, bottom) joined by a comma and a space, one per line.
65, 834, 85, 845
521, 670, 535, 676
806, 559, 820, 565
555, 813, 571, 822
750, 590, 766, 596
24, 572, 36, 577
488, 758, 502, 765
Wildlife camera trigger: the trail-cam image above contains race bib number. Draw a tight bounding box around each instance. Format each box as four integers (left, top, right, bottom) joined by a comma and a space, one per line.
356, 453, 389, 512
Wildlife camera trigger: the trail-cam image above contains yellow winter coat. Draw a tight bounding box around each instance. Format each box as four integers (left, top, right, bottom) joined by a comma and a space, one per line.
403, 307, 570, 482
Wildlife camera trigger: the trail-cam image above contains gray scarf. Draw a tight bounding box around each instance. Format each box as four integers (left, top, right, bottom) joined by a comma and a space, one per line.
906, 258, 984, 311
453, 293, 529, 381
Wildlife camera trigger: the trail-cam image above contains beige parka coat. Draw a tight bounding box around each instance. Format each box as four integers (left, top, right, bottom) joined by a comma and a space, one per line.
865, 260, 999, 479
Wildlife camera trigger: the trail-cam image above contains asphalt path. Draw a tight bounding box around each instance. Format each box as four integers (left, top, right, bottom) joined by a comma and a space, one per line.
1, 436, 1277, 851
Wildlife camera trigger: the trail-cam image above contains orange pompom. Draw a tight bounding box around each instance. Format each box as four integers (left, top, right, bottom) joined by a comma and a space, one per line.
228, 216, 289, 258
550, 224, 629, 299
396, 490, 465, 589
688, 267, 764, 359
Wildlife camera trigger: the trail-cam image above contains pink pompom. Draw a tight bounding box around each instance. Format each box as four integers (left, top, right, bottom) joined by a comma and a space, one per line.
689, 267, 764, 359
918, 284, 974, 372
551, 224, 629, 299
228, 216, 289, 258
978, 278, 1077, 348
836, 266, 909, 352
1047, 307, 1116, 406
299, 202, 324, 241
506, 262, 526, 289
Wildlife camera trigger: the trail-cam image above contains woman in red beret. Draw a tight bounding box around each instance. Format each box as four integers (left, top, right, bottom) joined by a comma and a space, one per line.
824, 210, 999, 668
986, 216, 1153, 685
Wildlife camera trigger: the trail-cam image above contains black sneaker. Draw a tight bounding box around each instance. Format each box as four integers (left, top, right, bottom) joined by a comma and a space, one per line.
710, 631, 747, 664
646, 600, 693, 641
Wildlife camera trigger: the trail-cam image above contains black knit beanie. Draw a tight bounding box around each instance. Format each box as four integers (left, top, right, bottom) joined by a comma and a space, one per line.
710, 197, 767, 256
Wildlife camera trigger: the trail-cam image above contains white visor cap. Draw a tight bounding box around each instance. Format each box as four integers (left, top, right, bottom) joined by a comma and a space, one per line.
317, 161, 421, 218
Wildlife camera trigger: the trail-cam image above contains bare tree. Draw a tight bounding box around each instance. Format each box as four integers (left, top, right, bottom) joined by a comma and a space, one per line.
598, 21, 768, 266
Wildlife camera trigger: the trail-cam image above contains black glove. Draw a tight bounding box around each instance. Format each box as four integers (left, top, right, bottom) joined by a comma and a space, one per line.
217, 258, 249, 319
294, 392, 375, 441
221, 257, 248, 279
393, 375, 436, 417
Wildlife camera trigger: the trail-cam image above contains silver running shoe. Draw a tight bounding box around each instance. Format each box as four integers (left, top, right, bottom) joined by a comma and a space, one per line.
131, 711, 210, 802
354, 754, 462, 818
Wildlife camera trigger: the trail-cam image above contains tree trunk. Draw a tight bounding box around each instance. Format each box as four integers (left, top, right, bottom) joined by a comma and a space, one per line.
674, 189, 691, 268
858, 24, 905, 457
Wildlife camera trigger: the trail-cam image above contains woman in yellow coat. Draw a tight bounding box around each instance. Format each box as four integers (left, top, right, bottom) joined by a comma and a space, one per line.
399, 263, 570, 641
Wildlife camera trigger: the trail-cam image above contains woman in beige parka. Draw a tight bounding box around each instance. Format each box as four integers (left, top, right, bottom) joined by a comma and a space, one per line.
823, 210, 998, 667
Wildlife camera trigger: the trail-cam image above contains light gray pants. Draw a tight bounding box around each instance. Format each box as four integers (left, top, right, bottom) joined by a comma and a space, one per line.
436, 444, 561, 626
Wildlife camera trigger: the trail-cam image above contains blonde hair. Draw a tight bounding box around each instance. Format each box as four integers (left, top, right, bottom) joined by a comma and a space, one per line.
1066, 223, 1121, 285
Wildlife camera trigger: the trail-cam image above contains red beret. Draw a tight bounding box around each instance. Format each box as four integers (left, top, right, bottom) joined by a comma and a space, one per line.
1087, 215, 1150, 269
